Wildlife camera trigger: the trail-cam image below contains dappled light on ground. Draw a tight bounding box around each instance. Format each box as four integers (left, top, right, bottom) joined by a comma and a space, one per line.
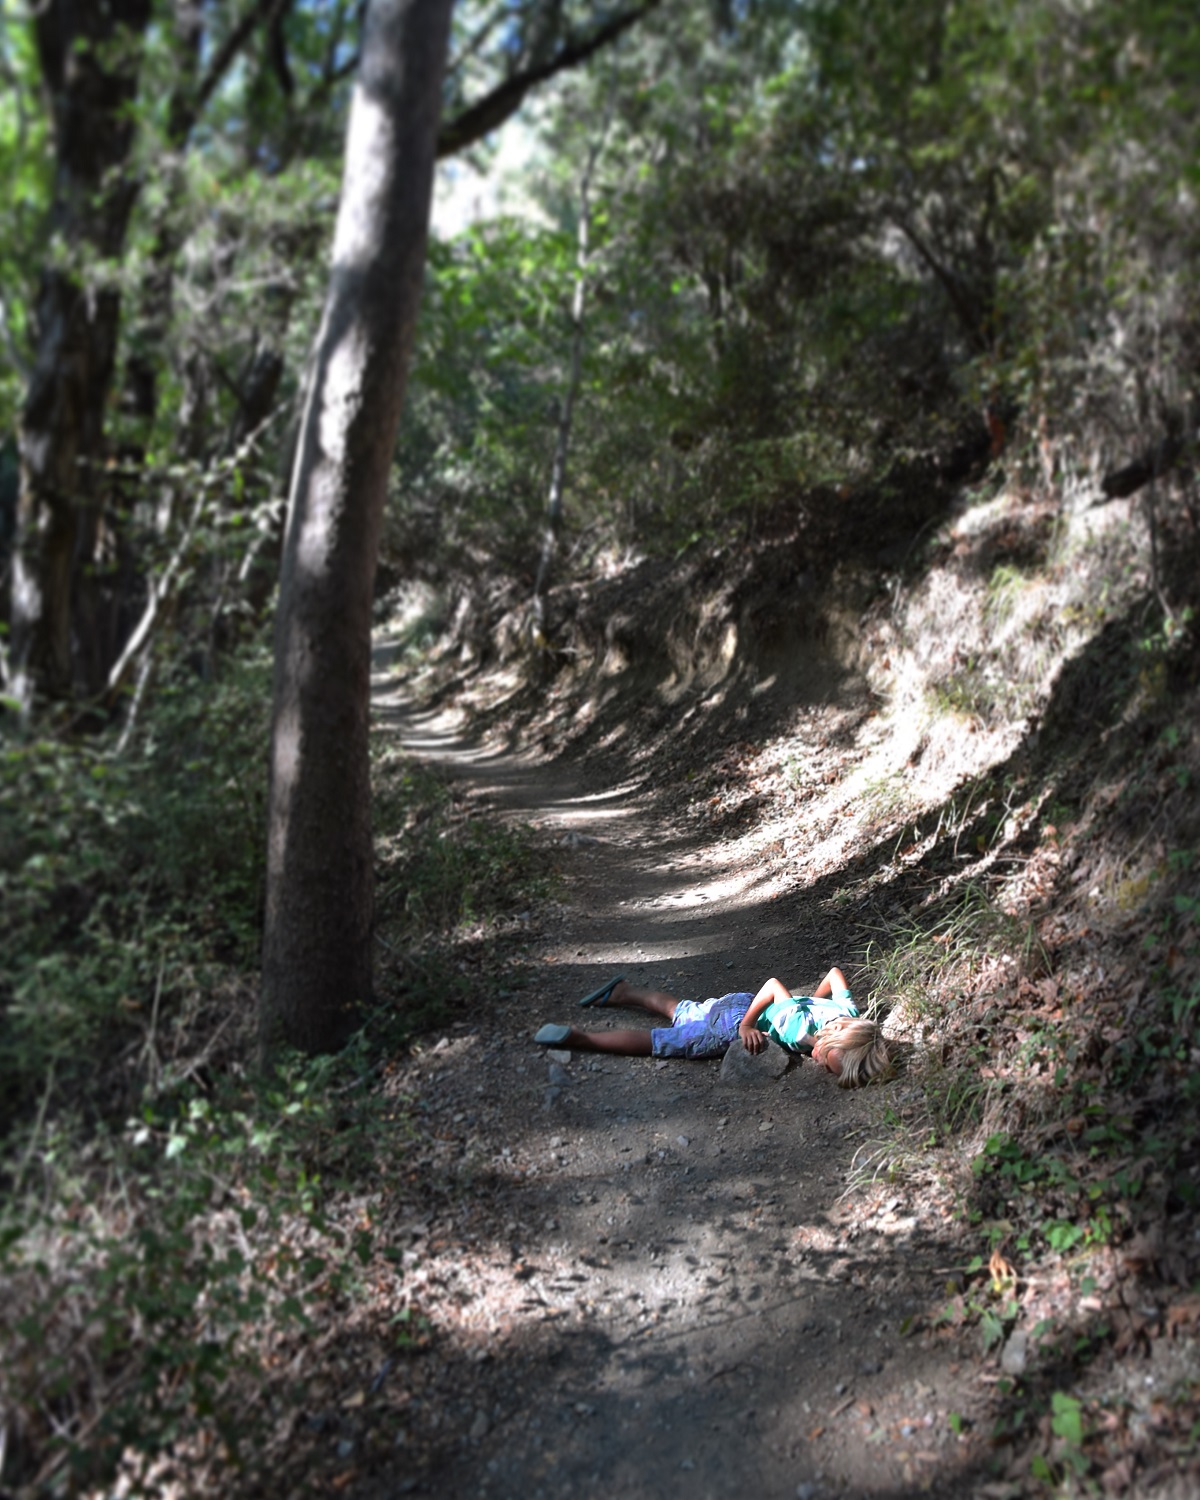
345, 684, 994, 1498
352, 467, 1200, 1498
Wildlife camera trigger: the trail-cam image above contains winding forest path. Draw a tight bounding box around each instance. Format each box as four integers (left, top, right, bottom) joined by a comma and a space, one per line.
368, 674, 986, 1500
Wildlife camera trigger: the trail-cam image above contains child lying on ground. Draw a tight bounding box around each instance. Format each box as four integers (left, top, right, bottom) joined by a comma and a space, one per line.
534, 966, 889, 1087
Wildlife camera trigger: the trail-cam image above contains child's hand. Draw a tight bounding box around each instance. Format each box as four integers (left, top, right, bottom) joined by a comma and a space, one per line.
739, 1022, 765, 1054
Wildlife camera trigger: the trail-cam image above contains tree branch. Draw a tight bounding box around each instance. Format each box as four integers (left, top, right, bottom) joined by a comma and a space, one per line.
436, 0, 659, 160
171, 0, 289, 145
893, 212, 989, 355
1100, 433, 1187, 501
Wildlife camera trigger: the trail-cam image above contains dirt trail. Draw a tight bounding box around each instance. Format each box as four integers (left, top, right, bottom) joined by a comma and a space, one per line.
370, 683, 986, 1500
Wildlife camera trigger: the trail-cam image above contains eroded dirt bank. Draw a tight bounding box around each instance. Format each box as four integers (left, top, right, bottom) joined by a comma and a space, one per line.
359, 682, 991, 1500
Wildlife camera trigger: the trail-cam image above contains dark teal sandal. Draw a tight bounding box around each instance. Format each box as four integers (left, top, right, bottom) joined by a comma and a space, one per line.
579, 975, 625, 1009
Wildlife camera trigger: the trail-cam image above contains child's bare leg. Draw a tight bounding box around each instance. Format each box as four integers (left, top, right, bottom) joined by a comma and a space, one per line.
607, 980, 679, 1020
563, 1028, 654, 1055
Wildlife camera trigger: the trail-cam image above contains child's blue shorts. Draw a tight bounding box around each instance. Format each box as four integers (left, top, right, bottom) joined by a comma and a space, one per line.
650, 992, 753, 1059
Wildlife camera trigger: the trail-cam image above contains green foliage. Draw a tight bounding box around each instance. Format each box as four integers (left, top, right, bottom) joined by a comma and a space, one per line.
0, 648, 271, 1136
0, 668, 552, 1490
0, 1040, 402, 1495
934, 1250, 1018, 1354
374, 752, 546, 930
372, 0, 1200, 589
392, 220, 573, 568
372, 749, 551, 1031
0, 5, 50, 432
1027, 1390, 1090, 1487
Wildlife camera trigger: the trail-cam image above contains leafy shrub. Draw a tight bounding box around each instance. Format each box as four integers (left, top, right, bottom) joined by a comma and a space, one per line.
0, 700, 551, 1495
0, 1044, 400, 1496
372, 749, 551, 1031
0, 648, 271, 1139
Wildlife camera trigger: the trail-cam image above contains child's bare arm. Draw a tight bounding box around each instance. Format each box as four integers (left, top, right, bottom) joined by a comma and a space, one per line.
737, 977, 792, 1054
813, 966, 847, 1000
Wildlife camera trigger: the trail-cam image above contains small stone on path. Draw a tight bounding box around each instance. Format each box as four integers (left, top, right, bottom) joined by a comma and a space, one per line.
1000, 1329, 1028, 1376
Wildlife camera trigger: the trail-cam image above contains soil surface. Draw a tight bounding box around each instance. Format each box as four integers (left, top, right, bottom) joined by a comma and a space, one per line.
359, 673, 994, 1500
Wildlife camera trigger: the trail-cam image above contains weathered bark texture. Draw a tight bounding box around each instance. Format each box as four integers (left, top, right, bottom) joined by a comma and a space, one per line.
260, 0, 453, 1057
11, 0, 152, 703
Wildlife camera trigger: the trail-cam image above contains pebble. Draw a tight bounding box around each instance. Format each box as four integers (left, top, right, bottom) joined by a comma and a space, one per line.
469, 1411, 490, 1441
1001, 1329, 1028, 1376
548, 1064, 572, 1086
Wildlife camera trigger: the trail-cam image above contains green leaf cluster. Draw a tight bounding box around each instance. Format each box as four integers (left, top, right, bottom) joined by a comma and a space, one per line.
0, 648, 271, 1139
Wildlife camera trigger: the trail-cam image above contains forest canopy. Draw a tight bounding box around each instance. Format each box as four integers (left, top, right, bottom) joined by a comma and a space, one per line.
1, 0, 1196, 712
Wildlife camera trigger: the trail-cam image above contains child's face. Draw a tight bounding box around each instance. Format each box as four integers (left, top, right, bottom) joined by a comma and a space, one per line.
811, 1019, 848, 1076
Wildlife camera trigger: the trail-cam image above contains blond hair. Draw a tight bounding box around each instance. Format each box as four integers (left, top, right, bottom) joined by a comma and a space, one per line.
827, 1017, 891, 1088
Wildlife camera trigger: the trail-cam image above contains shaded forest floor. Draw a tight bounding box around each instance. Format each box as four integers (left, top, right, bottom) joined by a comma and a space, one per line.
352, 675, 989, 1500
328, 469, 1200, 1500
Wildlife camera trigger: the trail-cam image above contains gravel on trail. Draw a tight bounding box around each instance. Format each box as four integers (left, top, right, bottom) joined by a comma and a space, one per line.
354, 689, 993, 1500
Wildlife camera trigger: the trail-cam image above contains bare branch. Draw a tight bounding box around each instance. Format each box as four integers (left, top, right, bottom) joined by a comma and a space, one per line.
171, 0, 289, 145
436, 0, 660, 160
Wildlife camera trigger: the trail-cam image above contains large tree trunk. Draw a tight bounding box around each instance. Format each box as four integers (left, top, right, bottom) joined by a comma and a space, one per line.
11, 0, 152, 704
259, 0, 453, 1057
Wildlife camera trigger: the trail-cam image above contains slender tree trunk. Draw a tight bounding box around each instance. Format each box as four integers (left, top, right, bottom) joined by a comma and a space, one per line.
259, 0, 453, 1058
106, 2, 287, 697
531, 119, 609, 646
11, 0, 152, 705
530, 236, 587, 638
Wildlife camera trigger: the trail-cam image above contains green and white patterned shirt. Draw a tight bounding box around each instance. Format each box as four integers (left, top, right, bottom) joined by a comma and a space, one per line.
754, 987, 857, 1051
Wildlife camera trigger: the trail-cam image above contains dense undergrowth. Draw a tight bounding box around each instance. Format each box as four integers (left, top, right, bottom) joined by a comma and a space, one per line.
865, 687, 1200, 1491
0, 655, 549, 1496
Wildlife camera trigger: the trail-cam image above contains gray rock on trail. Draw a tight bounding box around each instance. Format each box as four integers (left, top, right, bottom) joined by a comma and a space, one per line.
719, 1037, 791, 1086
1000, 1329, 1029, 1376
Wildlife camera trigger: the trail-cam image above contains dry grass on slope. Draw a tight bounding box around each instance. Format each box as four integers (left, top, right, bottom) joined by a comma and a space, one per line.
834, 478, 1200, 1495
